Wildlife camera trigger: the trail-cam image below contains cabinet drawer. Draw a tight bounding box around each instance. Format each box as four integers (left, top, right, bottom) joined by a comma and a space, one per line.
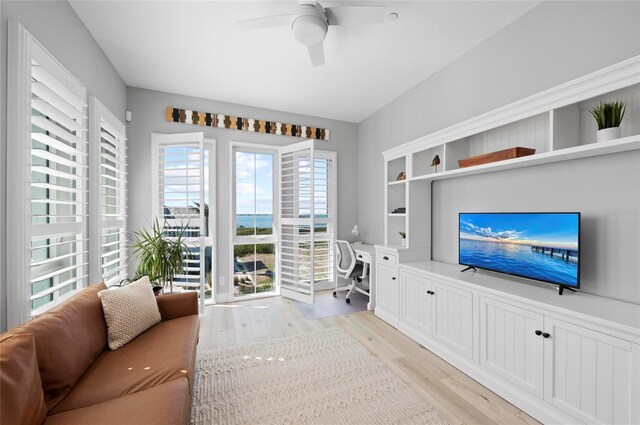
355, 251, 371, 263
377, 251, 397, 266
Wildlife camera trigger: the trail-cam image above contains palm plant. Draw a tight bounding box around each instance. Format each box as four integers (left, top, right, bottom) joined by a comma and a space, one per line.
129, 219, 191, 293
589, 101, 626, 130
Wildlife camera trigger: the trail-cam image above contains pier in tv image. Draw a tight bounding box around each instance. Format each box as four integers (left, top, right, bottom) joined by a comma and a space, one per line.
459, 212, 580, 288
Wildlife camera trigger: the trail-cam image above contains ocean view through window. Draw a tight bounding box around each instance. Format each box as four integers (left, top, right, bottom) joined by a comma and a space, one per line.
233, 150, 276, 296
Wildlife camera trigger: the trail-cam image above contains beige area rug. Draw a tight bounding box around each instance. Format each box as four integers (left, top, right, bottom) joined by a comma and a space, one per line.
191, 327, 449, 425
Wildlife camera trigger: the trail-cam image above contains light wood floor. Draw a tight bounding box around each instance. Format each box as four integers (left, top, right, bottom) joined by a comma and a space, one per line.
199, 294, 541, 425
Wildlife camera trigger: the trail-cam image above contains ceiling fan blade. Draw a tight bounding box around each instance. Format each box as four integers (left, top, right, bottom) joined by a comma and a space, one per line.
307, 43, 325, 67
324, 5, 387, 26
237, 14, 293, 31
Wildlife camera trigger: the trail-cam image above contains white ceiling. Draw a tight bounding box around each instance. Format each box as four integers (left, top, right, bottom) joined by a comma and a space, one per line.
70, 1, 541, 123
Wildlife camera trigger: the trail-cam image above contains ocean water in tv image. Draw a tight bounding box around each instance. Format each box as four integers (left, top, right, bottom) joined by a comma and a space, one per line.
459, 213, 579, 287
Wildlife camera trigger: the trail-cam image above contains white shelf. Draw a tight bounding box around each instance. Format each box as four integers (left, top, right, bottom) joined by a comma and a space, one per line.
410, 135, 640, 182
388, 180, 406, 186
388, 213, 406, 217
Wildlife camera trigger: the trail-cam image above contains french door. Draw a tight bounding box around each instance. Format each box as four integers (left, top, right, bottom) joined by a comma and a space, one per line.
278, 140, 335, 304
232, 146, 277, 298
151, 132, 216, 308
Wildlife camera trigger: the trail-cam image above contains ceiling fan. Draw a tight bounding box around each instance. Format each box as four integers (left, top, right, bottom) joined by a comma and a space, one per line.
238, 1, 396, 67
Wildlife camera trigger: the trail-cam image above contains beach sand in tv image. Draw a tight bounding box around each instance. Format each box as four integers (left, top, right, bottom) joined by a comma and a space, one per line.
459, 213, 579, 287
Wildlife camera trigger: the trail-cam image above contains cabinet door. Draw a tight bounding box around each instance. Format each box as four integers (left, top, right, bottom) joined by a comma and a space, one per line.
544, 318, 640, 424
479, 296, 544, 397
375, 263, 399, 324
431, 280, 474, 359
399, 271, 432, 335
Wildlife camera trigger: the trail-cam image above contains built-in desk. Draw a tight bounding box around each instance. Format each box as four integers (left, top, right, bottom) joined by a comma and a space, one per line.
351, 243, 375, 310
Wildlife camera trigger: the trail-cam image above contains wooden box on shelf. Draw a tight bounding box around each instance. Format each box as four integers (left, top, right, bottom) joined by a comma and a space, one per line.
458, 147, 536, 168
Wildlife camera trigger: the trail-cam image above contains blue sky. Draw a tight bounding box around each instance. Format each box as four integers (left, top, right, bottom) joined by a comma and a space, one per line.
235, 152, 273, 215
460, 213, 579, 249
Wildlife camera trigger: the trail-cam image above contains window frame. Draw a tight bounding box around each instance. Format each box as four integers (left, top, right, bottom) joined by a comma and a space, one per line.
88, 97, 127, 286
230, 142, 279, 299
151, 133, 217, 306
7, 21, 89, 326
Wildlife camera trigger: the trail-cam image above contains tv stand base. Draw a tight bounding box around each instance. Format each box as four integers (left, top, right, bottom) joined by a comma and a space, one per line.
461, 266, 477, 273
558, 286, 577, 296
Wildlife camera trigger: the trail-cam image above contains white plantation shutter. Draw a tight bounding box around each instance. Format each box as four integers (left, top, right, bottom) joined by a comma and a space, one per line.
8, 22, 88, 324
89, 97, 127, 287
279, 140, 317, 304
310, 153, 336, 285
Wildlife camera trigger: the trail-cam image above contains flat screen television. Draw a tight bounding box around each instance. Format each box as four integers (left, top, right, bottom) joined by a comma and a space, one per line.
459, 212, 580, 291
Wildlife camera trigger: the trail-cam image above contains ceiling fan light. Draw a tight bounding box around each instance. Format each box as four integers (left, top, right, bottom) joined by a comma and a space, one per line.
292, 15, 327, 46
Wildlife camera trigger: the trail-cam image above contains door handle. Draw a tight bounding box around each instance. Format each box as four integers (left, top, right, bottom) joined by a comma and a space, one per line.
427, 290, 435, 295
383, 256, 389, 260
542, 332, 551, 339
358, 255, 363, 259
392, 277, 396, 280
535, 330, 542, 336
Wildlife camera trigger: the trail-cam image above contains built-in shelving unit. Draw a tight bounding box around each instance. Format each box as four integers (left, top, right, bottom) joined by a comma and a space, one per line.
376, 56, 640, 425
382, 56, 640, 247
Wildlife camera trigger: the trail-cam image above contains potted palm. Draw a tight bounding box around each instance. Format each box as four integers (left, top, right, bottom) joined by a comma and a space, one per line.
589, 100, 626, 142
129, 219, 191, 294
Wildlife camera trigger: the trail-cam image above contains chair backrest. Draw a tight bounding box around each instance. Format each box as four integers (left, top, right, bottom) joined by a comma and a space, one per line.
335, 240, 356, 277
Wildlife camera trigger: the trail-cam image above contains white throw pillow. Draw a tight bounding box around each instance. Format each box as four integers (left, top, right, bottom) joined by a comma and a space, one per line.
98, 276, 162, 350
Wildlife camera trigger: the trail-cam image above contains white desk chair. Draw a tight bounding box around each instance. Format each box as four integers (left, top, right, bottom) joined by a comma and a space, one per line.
334, 240, 369, 304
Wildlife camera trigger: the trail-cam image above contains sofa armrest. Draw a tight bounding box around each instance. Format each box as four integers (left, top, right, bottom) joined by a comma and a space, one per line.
155, 292, 198, 321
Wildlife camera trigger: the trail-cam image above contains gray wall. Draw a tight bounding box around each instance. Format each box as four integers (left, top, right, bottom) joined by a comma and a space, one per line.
126, 87, 359, 299
0, 1, 127, 331
358, 1, 640, 302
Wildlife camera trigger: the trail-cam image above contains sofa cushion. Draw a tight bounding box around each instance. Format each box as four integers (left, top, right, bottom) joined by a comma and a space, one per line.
52, 314, 199, 413
0, 333, 47, 425
44, 377, 191, 425
98, 276, 162, 350
8, 283, 108, 411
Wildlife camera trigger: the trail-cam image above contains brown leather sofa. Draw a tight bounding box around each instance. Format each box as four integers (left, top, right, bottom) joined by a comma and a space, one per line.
0, 282, 199, 425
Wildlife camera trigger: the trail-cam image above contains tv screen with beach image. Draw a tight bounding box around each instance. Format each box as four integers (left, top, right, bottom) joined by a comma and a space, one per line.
459, 212, 580, 288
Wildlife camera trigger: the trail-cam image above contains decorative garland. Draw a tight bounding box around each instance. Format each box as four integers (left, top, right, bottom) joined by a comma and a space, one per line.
165, 107, 330, 141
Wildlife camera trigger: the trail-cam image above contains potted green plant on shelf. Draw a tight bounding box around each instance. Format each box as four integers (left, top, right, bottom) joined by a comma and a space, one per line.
399, 231, 407, 248
129, 219, 191, 294
589, 100, 626, 143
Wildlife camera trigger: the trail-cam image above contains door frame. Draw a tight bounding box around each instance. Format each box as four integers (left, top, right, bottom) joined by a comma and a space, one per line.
228, 141, 280, 301
150, 133, 217, 307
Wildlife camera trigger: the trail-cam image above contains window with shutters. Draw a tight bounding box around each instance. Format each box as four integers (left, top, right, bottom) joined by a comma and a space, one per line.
7, 22, 89, 325
89, 97, 127, 287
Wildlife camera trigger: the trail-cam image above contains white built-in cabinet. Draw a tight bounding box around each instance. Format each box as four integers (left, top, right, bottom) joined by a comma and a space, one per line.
399, 271, 474, 360
479, 296, 545, 398
374, 57, 640, 424
431, 280, 474, 359
384, 263, 640, 425
543, 318, 640, 424
375, 246, 428, 327
375, 263, 398, 326
398, 269, 432, 335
